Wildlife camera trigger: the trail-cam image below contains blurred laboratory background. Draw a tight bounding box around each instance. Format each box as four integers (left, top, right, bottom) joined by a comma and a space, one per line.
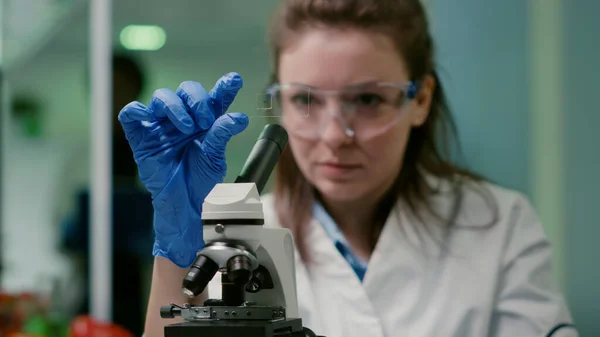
0, 0, 598, 336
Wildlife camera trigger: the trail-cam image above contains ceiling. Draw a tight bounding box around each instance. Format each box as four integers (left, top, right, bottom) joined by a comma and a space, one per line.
5, 0, 282, 69
61, 0, 280, 49
4, 0, 436, 70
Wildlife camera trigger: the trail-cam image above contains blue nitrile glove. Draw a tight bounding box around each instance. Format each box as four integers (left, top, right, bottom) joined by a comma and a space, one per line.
117, 72, 249, 268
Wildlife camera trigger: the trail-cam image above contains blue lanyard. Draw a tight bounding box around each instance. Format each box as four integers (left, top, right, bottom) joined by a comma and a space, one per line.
313, 202, 368, 282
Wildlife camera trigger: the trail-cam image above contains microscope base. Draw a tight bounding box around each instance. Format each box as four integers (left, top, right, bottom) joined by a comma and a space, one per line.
164, 318, 316, 337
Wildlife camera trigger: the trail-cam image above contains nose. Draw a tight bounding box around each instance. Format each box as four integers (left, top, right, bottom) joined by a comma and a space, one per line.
320, 111, 353, 147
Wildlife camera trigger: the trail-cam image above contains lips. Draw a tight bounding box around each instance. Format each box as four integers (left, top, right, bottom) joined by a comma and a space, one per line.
320, 163, 361, 169
316, 161, 363, 179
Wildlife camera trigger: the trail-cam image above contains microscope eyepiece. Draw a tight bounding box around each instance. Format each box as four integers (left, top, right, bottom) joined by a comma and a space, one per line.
234, 124, 288, 194
182, 254, 219, 298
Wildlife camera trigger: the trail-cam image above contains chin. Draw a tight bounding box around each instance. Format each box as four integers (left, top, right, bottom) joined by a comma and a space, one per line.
313, 179, 369, 203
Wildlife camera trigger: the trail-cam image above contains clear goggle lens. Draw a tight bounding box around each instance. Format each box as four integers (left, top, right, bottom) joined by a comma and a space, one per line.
255, 81, 418, 140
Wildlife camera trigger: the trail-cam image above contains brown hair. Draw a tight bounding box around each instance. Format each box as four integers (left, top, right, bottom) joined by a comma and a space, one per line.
267, 0, 497, 260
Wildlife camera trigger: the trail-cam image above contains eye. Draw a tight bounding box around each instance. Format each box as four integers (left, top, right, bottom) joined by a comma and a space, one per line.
355, 94, 383, 106
291, 93, 311, 106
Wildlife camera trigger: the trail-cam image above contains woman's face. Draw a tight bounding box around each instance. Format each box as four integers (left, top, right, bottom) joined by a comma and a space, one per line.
278, 27, 433, 203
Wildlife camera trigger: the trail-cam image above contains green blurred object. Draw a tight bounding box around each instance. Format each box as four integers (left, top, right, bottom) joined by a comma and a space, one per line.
21, 114, 43, 138
22, 313, 70, 337
22, 314, 49, 335
11, 94, 43, 138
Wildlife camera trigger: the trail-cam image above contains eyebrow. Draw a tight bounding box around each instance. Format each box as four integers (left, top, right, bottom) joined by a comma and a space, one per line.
288, 80, 383, 91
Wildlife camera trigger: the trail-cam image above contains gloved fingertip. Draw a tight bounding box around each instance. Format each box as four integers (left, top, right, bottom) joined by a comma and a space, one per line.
227, 112, 249, 126
223, 72, 243, 90
166, 101, 195, 134
118, 101, 150, 123
213, 113, 248, 136
209, 73, 244, 114
181, 111, 195, 127
177, 120, 196, 135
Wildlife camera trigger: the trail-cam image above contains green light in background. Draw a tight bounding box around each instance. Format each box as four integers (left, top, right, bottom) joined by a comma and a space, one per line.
119, 25, 166, 51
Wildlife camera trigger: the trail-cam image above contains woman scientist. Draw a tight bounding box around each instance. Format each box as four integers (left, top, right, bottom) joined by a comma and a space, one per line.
118, 0, 577, 336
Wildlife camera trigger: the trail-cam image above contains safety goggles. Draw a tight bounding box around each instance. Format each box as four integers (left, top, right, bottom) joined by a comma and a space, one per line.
257, 81, 419, 140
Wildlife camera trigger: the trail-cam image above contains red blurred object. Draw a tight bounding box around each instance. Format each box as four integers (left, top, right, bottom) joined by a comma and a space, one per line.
69, 316, 134, 337
0, 292, 48, 336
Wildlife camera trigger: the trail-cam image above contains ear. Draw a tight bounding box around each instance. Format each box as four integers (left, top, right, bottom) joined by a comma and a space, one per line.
411, 74, 436, 127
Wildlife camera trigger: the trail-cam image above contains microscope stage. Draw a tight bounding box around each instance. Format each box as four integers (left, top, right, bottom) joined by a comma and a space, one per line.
164, 318, 306, 337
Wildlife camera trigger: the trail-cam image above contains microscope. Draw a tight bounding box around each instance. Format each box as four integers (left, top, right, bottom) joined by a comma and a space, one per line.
159, 124, 321, 337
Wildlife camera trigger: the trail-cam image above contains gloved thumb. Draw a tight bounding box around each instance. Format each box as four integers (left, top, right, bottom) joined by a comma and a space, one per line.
201, 112, 249, 160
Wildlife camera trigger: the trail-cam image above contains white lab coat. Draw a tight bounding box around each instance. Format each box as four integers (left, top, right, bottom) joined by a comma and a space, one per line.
209, 177, 578, 337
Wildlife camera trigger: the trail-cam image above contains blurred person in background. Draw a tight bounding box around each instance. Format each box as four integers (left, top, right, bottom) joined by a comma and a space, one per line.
118, 0, 579, 336
57, 53, 153, 336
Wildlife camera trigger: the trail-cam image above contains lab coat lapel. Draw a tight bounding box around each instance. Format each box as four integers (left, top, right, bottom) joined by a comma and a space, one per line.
293, 249, 323, 334
362, 201, 439, 336
303, 217, 386, 337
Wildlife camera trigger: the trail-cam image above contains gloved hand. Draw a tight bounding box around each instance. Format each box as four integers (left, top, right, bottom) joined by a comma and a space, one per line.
118, 72, 249, 268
